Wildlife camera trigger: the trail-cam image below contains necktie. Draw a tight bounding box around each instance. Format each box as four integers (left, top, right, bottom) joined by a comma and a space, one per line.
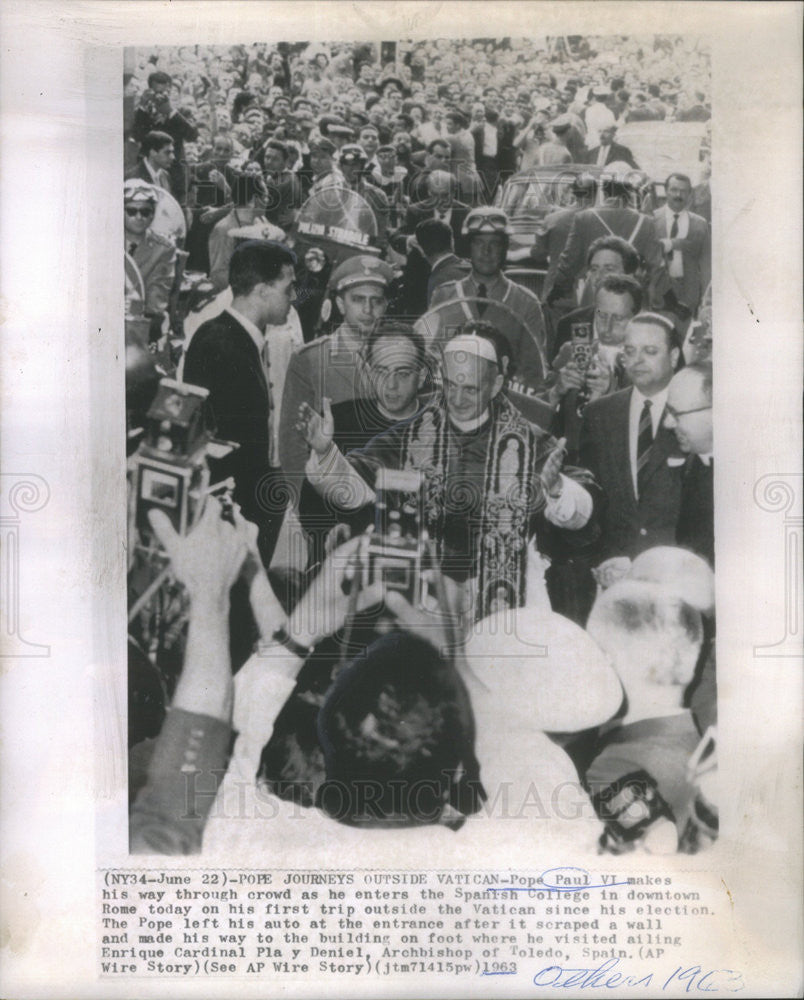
476, 283, 488, 317
636, 398, 653, 495
670, 213, 679, 239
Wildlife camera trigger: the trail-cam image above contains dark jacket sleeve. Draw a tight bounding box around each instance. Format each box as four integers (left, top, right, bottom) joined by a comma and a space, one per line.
130, 709, 232, 855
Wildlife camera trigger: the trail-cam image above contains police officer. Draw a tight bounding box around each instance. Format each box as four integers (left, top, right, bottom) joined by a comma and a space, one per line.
124, 179, 177, 339
278, 255, 393, 513
337, 143, 390, 250
425, 206, 548, 394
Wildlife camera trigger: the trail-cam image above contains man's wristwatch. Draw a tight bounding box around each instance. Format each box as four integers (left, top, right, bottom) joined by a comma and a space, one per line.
270, 625, 314, 660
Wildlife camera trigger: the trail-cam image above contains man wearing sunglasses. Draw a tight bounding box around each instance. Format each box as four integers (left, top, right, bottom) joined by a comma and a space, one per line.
664, 363, 714, 566
123, 180, 177, 334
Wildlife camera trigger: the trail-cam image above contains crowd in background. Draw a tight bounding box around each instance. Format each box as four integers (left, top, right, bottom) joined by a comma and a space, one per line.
125, 35, 716, 858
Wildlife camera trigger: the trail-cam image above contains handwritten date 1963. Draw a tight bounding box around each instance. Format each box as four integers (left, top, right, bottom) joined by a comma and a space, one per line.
533, 957, 745, 992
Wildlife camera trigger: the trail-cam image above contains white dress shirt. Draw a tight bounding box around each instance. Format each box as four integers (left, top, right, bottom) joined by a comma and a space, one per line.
628, 386, 669, 497
482, 122, 498, 157
662, 204, 690, 278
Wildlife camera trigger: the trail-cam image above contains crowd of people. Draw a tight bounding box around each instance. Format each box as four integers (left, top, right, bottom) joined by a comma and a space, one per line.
124, 35, 716, 858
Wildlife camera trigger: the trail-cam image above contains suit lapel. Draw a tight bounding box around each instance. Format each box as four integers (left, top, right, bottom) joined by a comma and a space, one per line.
609, 388, 636, 504
641, 418, 680, 487
225, 312, 269, 402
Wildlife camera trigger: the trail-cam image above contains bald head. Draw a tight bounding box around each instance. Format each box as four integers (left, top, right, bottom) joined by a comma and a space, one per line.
587, 580, 703, 690
428, 169, 453, 201
628, 546, 714, 616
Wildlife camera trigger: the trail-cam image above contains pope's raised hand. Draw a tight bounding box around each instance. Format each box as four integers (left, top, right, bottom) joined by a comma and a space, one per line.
296, 397, 334, 456
540, 436, 567, 498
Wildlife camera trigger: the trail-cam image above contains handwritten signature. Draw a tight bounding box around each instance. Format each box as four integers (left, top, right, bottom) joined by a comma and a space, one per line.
533, 957, 744, 992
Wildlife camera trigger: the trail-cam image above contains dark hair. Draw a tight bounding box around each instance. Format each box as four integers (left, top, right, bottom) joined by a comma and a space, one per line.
586, 235, 640, 275
316, 632, 483, 828
141, 130, 174, 155
427, 137, 450, 154
665, 172, 692, 190
597, 273, 643, 313
415, 218, 453, 257
229, 240, 296, 297
232, 90, 257, 122
453, 321, 515, 378
262, 138, 288, 159
365, 321, 426, 368
147, 71, 171, 89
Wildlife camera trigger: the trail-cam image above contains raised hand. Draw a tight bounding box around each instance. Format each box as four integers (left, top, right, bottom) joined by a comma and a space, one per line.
296, 397, 334, 456
540, 436, 568, 498
148, 499, 247, 606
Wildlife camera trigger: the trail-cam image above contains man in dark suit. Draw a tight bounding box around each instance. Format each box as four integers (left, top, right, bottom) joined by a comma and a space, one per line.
414, 218, 470, 312
403, 170, 470, 253
182, 240, 297, 566
546, 273, 642, 461
131, 71, 198, 206
400, 172, 470, 317
652, 173, 711, 314
664, 362, 714, 566
585, 125, 640, 169
470, 106, 517, 202
126, 130, 176, 194
579, 312, 685, 580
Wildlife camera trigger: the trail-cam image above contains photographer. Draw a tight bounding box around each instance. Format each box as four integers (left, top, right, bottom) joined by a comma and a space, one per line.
129, 502, 479, 853
544, 273, 641, 462
132, 71, 199, 207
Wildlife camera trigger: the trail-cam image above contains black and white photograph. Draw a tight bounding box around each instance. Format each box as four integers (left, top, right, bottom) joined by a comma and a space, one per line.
0, 2, 801, 997
124, 33, 718, 859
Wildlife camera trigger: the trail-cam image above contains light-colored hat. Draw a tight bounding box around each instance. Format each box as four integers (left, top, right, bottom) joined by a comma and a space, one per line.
463, 607, 623, 732
124, 179, 159, 203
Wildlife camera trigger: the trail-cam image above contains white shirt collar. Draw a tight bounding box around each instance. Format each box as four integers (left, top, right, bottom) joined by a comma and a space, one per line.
225, 305, 264, 353
631, 384, 670, 421
629, 385, 670, 494
449, 408, 491, 433
697, 452, 713, 466
664, 203, 689, 223
143, 158, 161, 184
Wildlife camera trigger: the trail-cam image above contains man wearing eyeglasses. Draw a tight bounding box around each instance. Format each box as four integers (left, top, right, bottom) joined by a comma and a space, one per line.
123, 180, 177, 334
664, 363, 714, 566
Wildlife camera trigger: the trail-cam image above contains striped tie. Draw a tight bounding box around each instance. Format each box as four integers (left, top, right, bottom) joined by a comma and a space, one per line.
636, 399, 653, 495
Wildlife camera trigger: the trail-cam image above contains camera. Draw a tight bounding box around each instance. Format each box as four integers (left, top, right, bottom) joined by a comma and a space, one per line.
571, 321, 594, 416
570, 321, 594, 372
364, 467, 428, 606
128, 378, 238, 549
